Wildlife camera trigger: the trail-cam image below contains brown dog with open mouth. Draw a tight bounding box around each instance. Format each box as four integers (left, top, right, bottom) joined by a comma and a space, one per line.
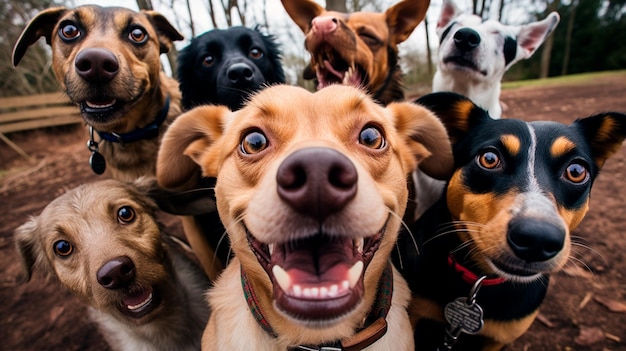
14, 178, 210, 351
281, 0, 430, 105
13, 5, 183, 181
156, 84, 454, 350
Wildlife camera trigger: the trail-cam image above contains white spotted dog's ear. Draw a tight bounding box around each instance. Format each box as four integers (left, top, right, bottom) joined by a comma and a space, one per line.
436, 0, 463, 34
387, 102, 454, 180
516, 12, 560, 60
156, 105, 231, 190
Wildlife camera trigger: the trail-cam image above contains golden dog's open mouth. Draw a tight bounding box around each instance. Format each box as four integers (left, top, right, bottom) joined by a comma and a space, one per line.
313, 46, 365, 90
247, 223, 386, 323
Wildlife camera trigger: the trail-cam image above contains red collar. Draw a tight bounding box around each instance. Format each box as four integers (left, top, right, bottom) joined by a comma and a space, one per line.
447, 254, 506, 286
241, 263, 393, 350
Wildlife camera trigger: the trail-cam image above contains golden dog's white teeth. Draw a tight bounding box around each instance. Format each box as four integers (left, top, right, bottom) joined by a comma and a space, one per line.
268, 244, 274, 256
272, 265, 291, 293
342, 67, 352, 84
342, 280, 350, 291
127, 292, 153, 310
320, 286, 329, 298
293, 285, 302, 296
328, 284, 339, 297
303, 288, 313, 298
348, 261, 364, 288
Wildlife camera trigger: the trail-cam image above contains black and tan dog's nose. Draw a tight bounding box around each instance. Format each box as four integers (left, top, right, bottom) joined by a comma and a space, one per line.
75, 48, 120, 83
454, 28, 481, 51
97, 256, 136, 289
277, 147, 358, 221
507, 218, 565, 262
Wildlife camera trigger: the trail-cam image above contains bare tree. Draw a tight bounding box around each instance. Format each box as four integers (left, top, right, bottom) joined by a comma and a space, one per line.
560, 0, 576, 76
539, 0, 560, 78
327, 0, 347, 12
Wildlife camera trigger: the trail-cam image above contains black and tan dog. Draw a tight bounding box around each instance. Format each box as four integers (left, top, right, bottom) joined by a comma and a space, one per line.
157, 84, 454, 350
13, 6, 183, 181
393, 92, 626, 350
14, 178, 210, 351
280, 0, 429, 105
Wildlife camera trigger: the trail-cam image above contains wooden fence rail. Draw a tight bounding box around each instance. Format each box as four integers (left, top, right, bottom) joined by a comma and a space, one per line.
0, 92, 82, 162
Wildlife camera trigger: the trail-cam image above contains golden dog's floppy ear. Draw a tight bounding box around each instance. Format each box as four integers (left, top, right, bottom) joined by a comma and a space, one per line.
280, 0, 325, 33
157, 105, 230, 190
388, 102, 454, 180
385, 0, 430, 44
14, 218, 44, 284
574, 112, 626, 169
12, 7, 68, 66
143, 10, 184, 54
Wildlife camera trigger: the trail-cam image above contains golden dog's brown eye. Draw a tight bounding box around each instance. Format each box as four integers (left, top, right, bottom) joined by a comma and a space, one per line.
203, 55, 215, 67
478, 150, 501, 169
54, 240, 74, 258
565, 162, 588, 184
128, 27, 148, 44
59, 23, 80, 41
359, 126, 385, 149
241, 131, 268, 154
249, 48, 263, 59
117, 206, 136, 223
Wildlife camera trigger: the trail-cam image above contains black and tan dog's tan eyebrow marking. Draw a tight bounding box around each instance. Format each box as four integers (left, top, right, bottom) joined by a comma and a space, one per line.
550, 136, 576, 158
501, 134, 521, 156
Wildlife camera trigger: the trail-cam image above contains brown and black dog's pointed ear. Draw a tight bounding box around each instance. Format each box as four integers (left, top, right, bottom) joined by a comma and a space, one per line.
143, 11, 184, 54
280, 0, 325, 33
414, 92, 492, 146
388, 102, 454, 180
385, 0, 430, 44
157, 105, 230, 190
14, 218, 42, 284
12, 7, 68, 66
574, 112, 626, 169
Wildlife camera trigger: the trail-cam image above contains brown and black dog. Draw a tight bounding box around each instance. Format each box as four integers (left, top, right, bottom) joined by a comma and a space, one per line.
13, 6, 183, 181
281, 0, 429, 105
157, 84, 454, 350
393, 92, 626, 351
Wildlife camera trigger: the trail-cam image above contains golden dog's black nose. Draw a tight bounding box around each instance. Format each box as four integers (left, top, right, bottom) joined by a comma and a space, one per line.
97, 256, 136, 289
75, 48, 120, 83
277, 147, 357, 221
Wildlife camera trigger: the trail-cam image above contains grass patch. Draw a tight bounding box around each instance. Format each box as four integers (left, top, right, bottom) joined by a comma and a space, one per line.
502, 70, 626, 90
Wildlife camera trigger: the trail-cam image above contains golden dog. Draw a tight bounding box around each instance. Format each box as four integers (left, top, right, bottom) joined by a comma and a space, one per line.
13, 6, 183, 181
281, 0, 430, 105
14, 178, 210, 351
157, 84, 453, 350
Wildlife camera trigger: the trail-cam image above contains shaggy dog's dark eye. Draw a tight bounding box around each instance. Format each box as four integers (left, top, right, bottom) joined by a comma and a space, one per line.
54, 240, 74, 257
117, 206, 136, 223
249, 48, 263, 59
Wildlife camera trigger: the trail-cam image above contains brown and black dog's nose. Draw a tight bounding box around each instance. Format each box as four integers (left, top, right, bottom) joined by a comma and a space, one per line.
311, 16, 339, 35
454, 28, 481, 51
507, 218, 565, 262
277, 147, 358, 221
75, 48, 120, 83
97, 256, 136, 289
227, 62, 254, 84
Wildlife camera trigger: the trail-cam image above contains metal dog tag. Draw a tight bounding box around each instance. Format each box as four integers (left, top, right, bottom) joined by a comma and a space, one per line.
89, 151, 106, 175
444, 297, 484, 335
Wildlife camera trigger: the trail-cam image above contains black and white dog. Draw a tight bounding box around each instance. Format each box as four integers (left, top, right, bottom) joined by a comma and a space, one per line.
432, 0, 560, 119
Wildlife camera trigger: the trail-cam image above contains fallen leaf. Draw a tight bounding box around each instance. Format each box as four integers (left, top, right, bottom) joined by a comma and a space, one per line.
594, 296, 626, 313
574, 326, 604, 346
535, 312, 554, 328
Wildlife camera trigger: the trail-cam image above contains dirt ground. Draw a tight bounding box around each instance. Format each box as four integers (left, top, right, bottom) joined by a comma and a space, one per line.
1, 74, 626, 350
